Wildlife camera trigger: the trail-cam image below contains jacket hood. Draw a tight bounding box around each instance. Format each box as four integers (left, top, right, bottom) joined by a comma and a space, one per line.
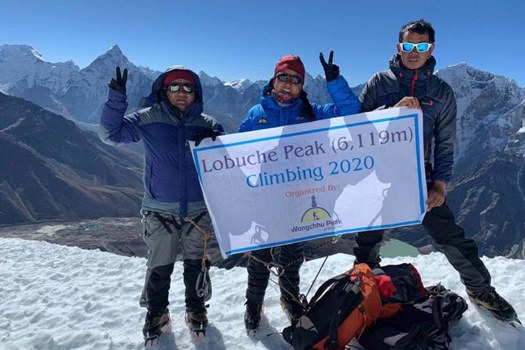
140, 66, 203, 108
262, 78, 273, 97
389, 54, 436, 78
389, 54, 436, 88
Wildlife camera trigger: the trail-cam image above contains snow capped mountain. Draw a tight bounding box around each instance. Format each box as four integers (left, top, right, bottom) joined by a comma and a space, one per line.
436, 63, 525, 164
225, 78, 253, 90
225, 79, 267, 92
0, 44, 158, 123
505, 100, 525, 156
199, 71, 224, 87
0, 44, 78, 95
0, 44, 337, 128
60, 44, 154, 123
137, 64, 161, 81
1, 45, 523, 141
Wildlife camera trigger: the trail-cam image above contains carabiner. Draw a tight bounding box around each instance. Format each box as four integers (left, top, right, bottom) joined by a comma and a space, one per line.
267, 262, 284, 277
196, 267, 209, 298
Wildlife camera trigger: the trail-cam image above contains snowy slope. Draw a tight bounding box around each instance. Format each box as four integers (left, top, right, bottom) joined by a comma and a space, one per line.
0, 237, 524, 350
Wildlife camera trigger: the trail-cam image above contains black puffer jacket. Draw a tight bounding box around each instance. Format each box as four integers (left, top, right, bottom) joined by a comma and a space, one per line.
359, 55, 457, 183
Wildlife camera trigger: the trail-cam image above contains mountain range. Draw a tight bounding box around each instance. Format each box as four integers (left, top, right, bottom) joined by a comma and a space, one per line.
0, 44, 523, 258
0, 92, 143, 224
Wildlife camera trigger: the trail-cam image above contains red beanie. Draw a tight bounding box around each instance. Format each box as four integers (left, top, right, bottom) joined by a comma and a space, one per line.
274, 55, 305, 82
162, 69, 196, 86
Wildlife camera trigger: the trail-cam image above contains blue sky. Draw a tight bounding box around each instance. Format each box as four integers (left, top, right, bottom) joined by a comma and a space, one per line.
1, 0, 524, 86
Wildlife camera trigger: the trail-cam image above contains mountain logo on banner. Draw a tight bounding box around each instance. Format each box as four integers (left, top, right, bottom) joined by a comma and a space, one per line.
301, 195, 332, 222
290, 195, 343, 236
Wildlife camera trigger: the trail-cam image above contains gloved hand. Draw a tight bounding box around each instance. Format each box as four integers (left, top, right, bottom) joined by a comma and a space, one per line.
108, 66, 128, 94
193, 129, 223, 146
216, 253, 247, 270
319, 51, 340, 82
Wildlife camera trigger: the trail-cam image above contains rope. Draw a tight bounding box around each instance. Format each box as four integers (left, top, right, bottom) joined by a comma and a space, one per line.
186, 216, 341, 312
304, 235, 340, 300
186, 217, 215, 271
245, 235, 339, 309
304, 255, 330, 299
186, 216, 216, 299
245, 250, 305, 306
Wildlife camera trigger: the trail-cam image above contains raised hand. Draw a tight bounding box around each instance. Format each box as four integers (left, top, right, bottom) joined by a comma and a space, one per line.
319, 51, 340, 82
108, 66, 128, 94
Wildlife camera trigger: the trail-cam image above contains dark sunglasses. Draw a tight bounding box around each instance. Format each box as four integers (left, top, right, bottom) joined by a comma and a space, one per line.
275, 73, 302, 85
167, 83, 196, 93
400, 42, 432, 53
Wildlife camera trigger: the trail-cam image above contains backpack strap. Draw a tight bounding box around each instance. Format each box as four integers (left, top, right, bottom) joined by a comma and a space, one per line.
429, 292, 455, 349
327, 271, 363, 350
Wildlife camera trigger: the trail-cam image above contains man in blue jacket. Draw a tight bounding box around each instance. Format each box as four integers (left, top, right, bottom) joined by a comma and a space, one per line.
239, 53, 362, 334
354, 19, 519, 323
99, 66, 223, 343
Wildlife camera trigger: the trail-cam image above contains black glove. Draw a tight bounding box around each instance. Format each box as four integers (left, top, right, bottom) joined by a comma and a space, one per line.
319, 51, 340, 82
194, 129, 222, 147
108, 66, 128, 94
217, 253, 247, 270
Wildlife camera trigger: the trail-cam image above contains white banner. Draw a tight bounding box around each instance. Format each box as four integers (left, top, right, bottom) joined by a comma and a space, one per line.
191, 107, 427, 257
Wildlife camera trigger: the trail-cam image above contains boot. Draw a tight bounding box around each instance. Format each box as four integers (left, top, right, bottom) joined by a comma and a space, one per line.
467, 287, 520, 323
142, 308, 170, 345
280, 296, 304, 323
185, 308, 208, 336
244, 300, 263, 334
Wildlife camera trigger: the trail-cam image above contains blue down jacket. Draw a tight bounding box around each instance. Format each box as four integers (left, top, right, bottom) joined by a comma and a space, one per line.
99, 67, 224, 217
359, 55, 457, 183
238, 75, 361, 132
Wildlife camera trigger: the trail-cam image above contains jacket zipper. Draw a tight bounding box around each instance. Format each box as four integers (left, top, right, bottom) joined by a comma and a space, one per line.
179, 110, 188, 217
148, 163, 155, 199
410, 69, 418, 96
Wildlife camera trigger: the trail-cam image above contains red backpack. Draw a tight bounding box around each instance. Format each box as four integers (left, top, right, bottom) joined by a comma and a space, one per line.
282, 263, 399, 350
360, 264, 468, 350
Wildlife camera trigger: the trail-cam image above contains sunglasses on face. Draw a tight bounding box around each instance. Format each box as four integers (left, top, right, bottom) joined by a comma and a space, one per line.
400, 42, 432, 53
275, 73, 303, 85
167, 83, 196, 93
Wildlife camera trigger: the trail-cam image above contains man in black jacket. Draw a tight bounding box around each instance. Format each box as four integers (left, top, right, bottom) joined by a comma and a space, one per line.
354, 19, 519, 323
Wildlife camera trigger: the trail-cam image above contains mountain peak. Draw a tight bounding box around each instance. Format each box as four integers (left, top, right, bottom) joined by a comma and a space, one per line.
86, 44, 130, 71
0, 44, 44, 63
436, 62, 496, 89
437, 62, 481, 77
106, 44, 123, 55
199, 71, 223, 87
438, 62, 523, 91
225, 79, 252, 90
98, 44, 126, 61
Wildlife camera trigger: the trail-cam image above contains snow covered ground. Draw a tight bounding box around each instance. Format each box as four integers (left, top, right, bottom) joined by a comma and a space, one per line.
0, 237, 524, 350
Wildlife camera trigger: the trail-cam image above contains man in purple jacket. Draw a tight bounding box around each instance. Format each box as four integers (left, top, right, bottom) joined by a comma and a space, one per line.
99, 66, 223, 343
